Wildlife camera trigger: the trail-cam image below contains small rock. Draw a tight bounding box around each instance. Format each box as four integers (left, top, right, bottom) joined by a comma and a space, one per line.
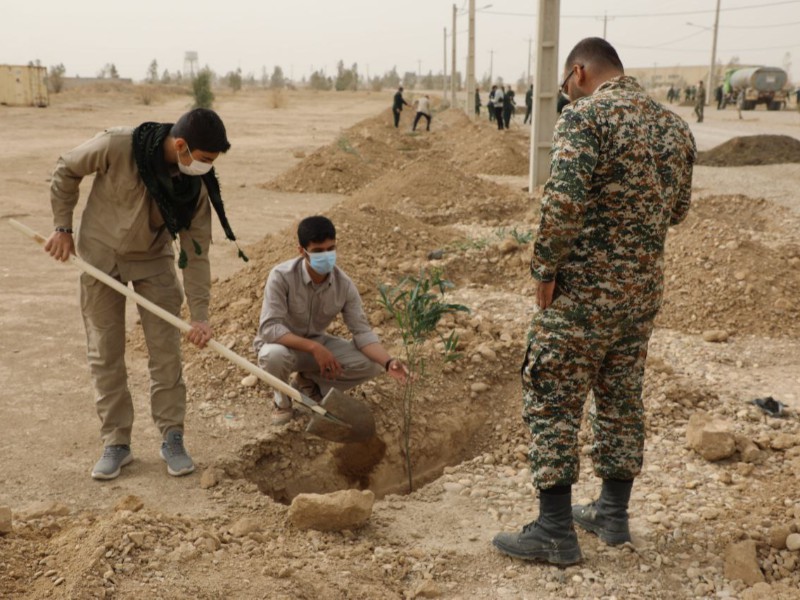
741, 582, 773, 600
0, 506, 11, 534
768, 525, 791, 550
53, 577, 65, 586
702, 330, 729, 343
724, 540, 764, 586
229, 517, 263, 537
470, 382, 489, 393
427, 249, 444, 260
413, 579, 442, 598
787, 533, 800, 551
686, 412, 736, 461
20, 501, 70, 520
771, 434, 800, 451
114, 495, 144, 513
498, 239, 519, 255
127, 531, 146, 547
200, 468, 222, 490
442, 482, 464, 494
288, 490, 374, 531
241, 375, 258, 387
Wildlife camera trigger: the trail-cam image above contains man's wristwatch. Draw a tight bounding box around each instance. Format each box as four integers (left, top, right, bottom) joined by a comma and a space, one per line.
384, 357, 395, 372
54, 226, 73, 234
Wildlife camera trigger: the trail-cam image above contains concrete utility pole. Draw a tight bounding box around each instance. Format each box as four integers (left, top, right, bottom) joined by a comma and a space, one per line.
451, 4, 457, 106
526, 37, 533, 84
466, 0, 476, 116
443, 27, 448, 102
528, 0, 560, 191
707, 0, 721, 106
489, 49, 494, 84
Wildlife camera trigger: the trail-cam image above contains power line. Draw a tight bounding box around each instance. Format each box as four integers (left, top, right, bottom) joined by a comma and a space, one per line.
481, 0, 800, 20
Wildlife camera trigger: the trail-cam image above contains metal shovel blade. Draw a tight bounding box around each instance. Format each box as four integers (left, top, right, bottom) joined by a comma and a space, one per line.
305, 388, 376, 443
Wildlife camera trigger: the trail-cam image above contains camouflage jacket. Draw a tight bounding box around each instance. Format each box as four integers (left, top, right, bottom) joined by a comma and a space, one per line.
531, 75, 696, 319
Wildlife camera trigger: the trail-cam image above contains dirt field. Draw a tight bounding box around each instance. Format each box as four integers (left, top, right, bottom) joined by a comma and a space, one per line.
1, 88, 799, 599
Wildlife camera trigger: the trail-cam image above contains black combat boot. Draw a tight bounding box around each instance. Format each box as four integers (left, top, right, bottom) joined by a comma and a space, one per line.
492, 487, 582, 565
572, 478, 633, 545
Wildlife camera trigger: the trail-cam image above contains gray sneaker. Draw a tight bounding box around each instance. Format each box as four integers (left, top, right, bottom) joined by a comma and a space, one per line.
160, 430, 195, 476
91, 445, 133, 480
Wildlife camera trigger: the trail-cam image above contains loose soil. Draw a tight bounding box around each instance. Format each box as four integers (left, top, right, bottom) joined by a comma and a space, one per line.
1, 89, 799, 600
696, 134, 800, 167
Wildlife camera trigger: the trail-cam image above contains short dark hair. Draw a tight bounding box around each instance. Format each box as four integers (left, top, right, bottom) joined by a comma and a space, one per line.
170, 108, 231, 153
565, 37, 624, 73
298, 216, 336, 248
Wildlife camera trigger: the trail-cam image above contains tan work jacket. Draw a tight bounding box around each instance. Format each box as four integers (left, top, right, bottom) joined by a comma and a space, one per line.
50, 127, 212, 321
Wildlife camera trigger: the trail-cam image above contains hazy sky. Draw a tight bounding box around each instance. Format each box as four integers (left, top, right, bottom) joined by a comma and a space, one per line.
2, 0, 798, 83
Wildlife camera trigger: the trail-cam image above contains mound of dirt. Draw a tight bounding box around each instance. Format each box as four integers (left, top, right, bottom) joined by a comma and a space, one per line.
353, 156, 527, 225
261, 110, 431, 194
262, 107, 530, 195
658, 195, 800, 337
696, 134, 800, 167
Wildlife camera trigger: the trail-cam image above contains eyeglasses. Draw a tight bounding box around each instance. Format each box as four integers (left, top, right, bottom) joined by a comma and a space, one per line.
560, 64, 583, 94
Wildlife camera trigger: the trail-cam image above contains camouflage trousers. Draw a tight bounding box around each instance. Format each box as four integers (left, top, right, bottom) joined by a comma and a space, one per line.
522, 295, 655, 489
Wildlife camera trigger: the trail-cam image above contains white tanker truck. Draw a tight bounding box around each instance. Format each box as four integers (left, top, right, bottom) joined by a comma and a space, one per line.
721, 66, 789, 111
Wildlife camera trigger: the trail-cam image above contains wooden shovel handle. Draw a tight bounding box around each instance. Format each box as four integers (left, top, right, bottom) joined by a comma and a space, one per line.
7, 219, 330, 415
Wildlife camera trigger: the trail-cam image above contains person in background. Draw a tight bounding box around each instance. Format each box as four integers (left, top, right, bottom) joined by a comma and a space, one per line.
487, 85, 496, 122
492, 36, 695, 566
412, 94, 432, 132
694, 80, 706, 123
503, 86, 516, 128
392, 86, 410, 128
475, 87, 482, 116
524, 84, 534, 124
491, 85, 505, 130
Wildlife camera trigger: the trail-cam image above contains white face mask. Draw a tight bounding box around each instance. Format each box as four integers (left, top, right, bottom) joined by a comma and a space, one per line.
177, 143, 213, 176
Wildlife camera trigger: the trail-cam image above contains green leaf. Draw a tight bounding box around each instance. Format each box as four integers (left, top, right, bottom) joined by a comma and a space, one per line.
192, 238, 202, 256
178, 248, 188, 269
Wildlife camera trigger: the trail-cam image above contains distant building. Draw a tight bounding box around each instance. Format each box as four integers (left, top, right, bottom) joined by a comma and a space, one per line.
0, 64, 48, 107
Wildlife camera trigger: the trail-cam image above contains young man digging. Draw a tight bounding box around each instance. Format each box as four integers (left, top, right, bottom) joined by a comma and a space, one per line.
45, 108, 245, 480
253, 216, 408, 425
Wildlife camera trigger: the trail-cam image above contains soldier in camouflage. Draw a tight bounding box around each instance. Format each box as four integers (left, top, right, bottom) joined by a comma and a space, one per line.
493, 37, 696, 565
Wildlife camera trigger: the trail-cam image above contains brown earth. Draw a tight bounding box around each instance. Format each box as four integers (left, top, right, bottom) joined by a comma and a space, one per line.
1, 90, 800, 600
696, 134, 800, 167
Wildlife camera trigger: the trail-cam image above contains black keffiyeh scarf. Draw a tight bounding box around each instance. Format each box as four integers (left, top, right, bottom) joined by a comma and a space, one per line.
132, 122, 248, 268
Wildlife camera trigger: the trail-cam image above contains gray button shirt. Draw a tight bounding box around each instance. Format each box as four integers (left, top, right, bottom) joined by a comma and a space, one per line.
253, 257, 380, 353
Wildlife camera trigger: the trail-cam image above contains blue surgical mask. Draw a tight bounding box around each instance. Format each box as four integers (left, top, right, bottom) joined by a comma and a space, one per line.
306, 250, 336, 274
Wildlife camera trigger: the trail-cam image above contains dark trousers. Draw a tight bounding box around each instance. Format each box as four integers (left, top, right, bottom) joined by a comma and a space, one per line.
494, 106, 504, 129
503, 107, 513, 128
524, 106, 532, 124
412, 112, 431, 131
393, 108, 401, 128
488, 104, 494, 121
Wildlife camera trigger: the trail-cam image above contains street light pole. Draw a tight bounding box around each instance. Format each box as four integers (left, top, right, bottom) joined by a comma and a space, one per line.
443, 27, 448, 102
451, 4, 457, 106
707, 0, 721, 106
489, 49, 494, 84
466, 0, 476, 116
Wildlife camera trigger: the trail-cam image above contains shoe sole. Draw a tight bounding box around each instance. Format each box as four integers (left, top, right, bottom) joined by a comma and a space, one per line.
159, 448, 195, 477
573, 513, 631, 546
491, 538, 582, 565
91, 453, 133, 480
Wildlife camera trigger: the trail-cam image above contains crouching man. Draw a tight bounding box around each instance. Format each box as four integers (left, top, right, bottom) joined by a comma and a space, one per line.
253, 216, 408, 424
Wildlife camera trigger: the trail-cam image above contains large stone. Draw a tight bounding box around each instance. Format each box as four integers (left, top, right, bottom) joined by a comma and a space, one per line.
724, 540, 764, 586
686, 412, 736, 461
413, 578, 442, 598
288, 489, 374, 531
0, 506, 11, 534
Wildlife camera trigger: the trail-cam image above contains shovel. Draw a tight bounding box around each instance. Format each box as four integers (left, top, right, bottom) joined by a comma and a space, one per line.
9, 219, 376, 444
